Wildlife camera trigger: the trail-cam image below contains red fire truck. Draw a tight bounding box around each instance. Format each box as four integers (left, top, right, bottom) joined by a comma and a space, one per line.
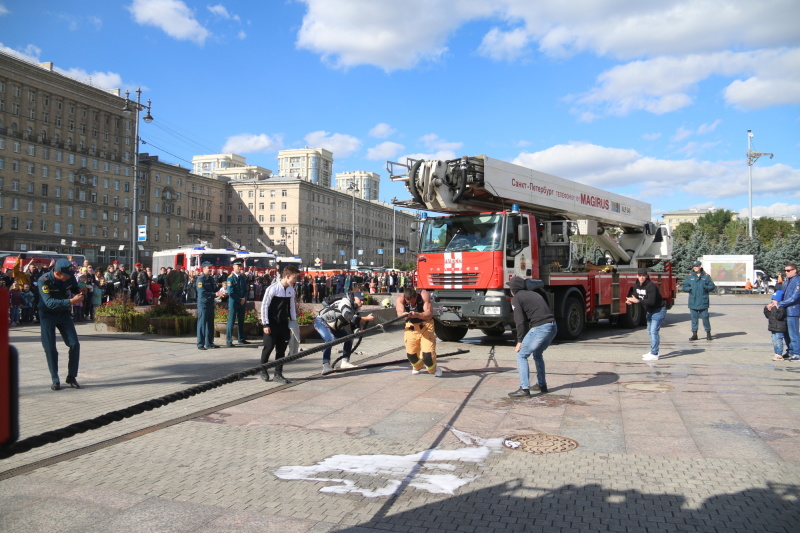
152, 246, 237, 273
388, 155, 676, 341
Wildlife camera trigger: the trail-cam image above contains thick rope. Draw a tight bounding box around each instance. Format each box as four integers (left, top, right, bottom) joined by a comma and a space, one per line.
0, 314, 409, 460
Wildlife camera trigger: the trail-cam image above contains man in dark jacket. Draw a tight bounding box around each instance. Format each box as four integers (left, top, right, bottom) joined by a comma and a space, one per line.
507, 276, 557, 398
767, 263, 800, 361
39, 258, 84, 390
133, 262, 149, 305
626, 268, 667, 361
224, 258, 251, 347
682, 260, 716, 340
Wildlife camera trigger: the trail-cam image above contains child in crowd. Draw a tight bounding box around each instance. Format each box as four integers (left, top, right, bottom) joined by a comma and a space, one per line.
73, 275, 87, 321
9, 284, 22, 326
91, 278, 105, 320
20, 283, 35, 324
764, 290, 790, 361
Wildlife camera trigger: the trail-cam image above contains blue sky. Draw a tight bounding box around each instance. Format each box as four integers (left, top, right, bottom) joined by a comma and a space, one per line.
2, 0, 799, 221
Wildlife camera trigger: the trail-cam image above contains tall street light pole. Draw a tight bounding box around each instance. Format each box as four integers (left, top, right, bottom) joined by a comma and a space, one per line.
746, 130, 774, 239
348, 181, 359, 267
391, 197, 397, 270
122, 89, 153, 266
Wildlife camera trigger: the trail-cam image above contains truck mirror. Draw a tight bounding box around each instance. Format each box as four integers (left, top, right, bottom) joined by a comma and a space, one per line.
518, 224, 530, 244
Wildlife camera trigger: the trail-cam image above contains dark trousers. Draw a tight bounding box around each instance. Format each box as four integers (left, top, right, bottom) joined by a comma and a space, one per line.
136, 286, 148, 305
261, 326, 291, 375
40, 312, 80, 383
196, 304, 215, 347
226, 303, 246, 343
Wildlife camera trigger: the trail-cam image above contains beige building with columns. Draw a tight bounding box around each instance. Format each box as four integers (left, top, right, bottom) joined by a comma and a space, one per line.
334, 170, 380, 201
276, 148, 333, 187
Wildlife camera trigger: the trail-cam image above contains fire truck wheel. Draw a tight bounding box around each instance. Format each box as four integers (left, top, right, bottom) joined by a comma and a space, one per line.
620, 302, 642, 329
556, 297, 585, 340
434, 321, 469, 342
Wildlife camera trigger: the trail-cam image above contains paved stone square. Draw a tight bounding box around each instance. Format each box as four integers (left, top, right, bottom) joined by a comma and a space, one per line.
1, 294, 799, 531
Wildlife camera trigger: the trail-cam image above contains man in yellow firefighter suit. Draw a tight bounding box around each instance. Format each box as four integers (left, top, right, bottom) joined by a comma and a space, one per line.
395, 287, 441, 377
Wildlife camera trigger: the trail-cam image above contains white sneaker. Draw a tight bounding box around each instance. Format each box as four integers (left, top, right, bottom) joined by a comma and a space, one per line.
339, 360, 358, 369
434, 366, 443, 377
411, 368, 420, 375
642, 354, 659, 361
642, 352, 654, 359
322, 363, 332, 374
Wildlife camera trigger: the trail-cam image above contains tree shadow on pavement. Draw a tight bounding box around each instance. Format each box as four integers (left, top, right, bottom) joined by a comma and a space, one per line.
333, 480, 799, 532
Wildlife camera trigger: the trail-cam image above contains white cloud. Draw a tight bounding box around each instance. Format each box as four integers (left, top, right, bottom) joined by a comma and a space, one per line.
294, 1, 800, 69
419, 133, 462, 153
512, 142, 800, 206
477, 27, 530, 61
368, 123, 396, 139
222, 133, 282, 153
572, 48, 800, 118
696, 119, 721, 135
238, 30, 246, 40
0, 4, 8, 16
304, 130, 361, 158
128, 0, 210, 45
672, 127, 692, 143
0, 42, 42, 63
208, 4, 240, 22
365, 141, 404, 161
58, 68, 125, 91
675, 141, 721, 157
748, 203, 800, 219
642, 133, 661, 141
400, 151, 458, 166
296, 0, 494, 71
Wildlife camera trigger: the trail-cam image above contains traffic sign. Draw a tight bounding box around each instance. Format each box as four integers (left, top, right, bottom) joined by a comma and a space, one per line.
350, 259, 357, 267
137, 224, 147, 242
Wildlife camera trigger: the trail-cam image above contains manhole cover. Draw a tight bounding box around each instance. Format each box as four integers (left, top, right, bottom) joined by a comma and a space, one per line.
624, 382, 674, 392
503, 434, 579, 454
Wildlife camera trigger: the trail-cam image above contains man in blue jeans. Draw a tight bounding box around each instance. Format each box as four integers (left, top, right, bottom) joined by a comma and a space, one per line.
767, 263, 800, 361
626, 268, 667, 361
314, 294, 374, 374
507, 276, 557, 398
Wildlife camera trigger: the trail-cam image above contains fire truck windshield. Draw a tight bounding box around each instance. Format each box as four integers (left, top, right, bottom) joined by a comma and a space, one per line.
420, 214, 503, 253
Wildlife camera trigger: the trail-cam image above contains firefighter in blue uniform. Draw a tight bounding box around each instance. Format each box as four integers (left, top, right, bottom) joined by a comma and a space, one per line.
196, 261, 223, 350
225, 258, 251, 347
39, 258, 84, 390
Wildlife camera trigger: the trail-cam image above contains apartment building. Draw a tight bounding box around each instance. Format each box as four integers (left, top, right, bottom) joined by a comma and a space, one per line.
0, 52, 142, 264
276, 148, 333, 187
334, 170, 380, 201
662, 208, 738, 230
191, 153, 271, 181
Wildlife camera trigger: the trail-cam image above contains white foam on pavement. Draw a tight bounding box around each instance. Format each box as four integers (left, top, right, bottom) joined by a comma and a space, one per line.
272, 427, 505, 497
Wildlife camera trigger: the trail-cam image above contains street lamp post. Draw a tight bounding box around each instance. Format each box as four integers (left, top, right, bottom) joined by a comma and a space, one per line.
122, 89, 153, 267
348, 181, 359, 267
746, 130, 774, 239
391, 197, 397, 270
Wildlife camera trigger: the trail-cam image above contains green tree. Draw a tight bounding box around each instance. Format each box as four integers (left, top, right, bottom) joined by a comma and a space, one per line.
697, 209, 737, 236
672, 222, 696, 243
722, 219, 747, 246
754, 217, 795, 247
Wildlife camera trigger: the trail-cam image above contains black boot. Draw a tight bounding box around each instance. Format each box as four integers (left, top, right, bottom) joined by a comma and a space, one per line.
689, 331, 698, 341
273, 373, 291, 384
706, 331, 713, 341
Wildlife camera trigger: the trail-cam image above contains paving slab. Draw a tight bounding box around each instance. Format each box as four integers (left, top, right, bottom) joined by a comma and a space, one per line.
2, 294, 800, 531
